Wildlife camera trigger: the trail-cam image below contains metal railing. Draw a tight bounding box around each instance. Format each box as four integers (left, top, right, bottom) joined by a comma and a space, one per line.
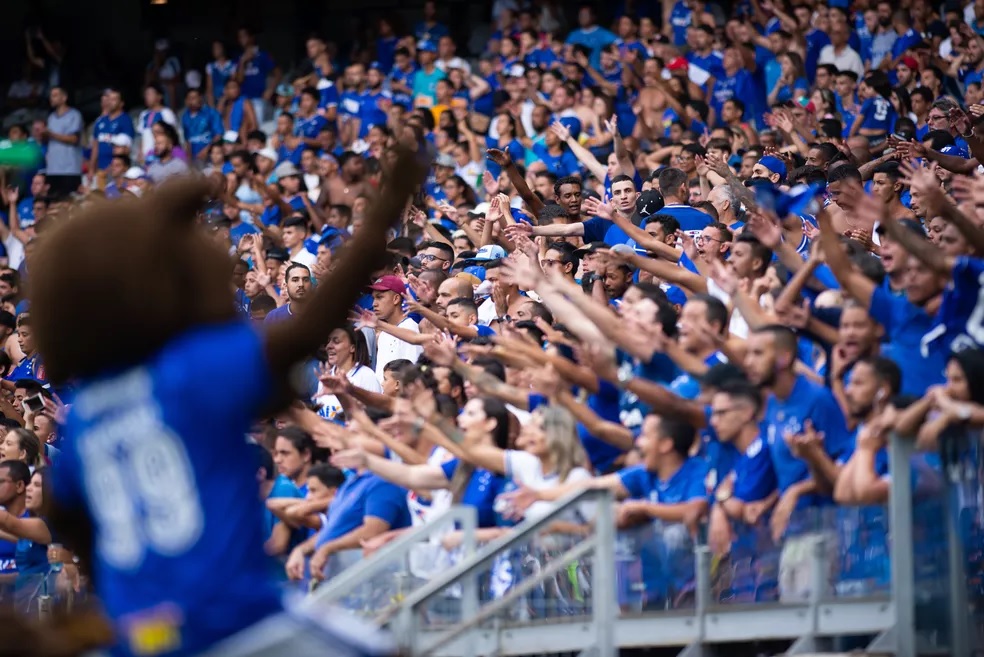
302, 429, 984, 657
387, 488, 616, 657
304, 505, 479, 619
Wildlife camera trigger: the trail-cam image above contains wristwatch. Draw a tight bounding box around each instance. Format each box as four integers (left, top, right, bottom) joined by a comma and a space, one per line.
715, 487, 733, 504
616, 368, 633, 388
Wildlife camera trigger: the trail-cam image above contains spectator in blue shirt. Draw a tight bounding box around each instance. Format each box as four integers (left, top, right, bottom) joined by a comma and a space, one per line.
566, 4, 618, 71
706, 380, 779, 556
89, 88, 135, 174
414, 0, 450, 43
236, 26, 281, 123
180, 89, 224, 164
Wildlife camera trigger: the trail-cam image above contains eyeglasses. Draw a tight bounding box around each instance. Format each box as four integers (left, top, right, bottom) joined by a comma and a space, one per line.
540, 258, 563, 268
710, 407, 740, 417
928, 114, 949, 122
696, 235, 724, 244
419, 253, 448, 263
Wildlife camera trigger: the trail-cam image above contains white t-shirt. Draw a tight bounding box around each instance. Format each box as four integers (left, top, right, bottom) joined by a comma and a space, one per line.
289, 248, 317, 268
504, 450, 595, 523
478, 297, 498, 325
406, 446, 455, 526
817, 45, 864, 79
137, 107, 178, 162
314, 363, 382, 420
374, 317, 424, 382
707, 277, 750, 339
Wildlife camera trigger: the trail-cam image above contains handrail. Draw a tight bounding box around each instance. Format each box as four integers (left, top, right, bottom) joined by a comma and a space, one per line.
382, 488, 611, 623
304, 505, 478, 610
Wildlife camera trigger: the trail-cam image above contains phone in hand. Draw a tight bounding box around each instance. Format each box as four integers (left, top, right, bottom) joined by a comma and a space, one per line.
23, 394, 44, 414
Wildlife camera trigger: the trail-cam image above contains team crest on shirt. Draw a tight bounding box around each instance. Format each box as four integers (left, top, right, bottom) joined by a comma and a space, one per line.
121, 604, 183, 656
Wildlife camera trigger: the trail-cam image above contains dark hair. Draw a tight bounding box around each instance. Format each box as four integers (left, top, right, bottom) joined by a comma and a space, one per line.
447, 296, 478, 315
648, 213, 681, 234
4, 428, 42, 469
538, 203, 568, 224
284, 262, 311, 283
610, 173, 633, 186
309, 463, 346, 489
690, 295, 729, 334
950, 347, 984, 406
734, 233, 771, 276
275, 425, 315, 460
153, 120, 180, 147
249, 443, 276, 481
0, 459, 31, 487
420, 240, 455, 262
657, 167, 688, 197
751, 324, 798, 358
472, 357, 506, 382
331, 325, 372, 369
827, 164, 863, 185
858, 356, 903, 397
553, 175, 583, 197
716, 379, 764, 414
873, 160, 903, 183
658, 417, 696, 458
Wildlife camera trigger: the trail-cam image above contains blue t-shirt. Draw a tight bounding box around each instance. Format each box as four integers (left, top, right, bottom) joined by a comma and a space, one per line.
92, 113, 136, 171
565, 26, 618, 69
687, 51, 725, 80
0, 532, 15, 575
930, 256, 984, 353
14, 522, 49, 576
618, 457, 709, 503
440, 459, 505, 528
858, 96, 897, 133
54, 322, 283, 656
239, 51, 275, 99
7, 353, 45, 386
892, 28, 921, 59
264, 475, 303, 540
731, 436, 779, 503
646, 204, 711, 236
668, 1, 695, 46
315, 472, 411, 546
531, 143, 581, 177
206, 60, 238, 103
868, 285, 947, 396
181, 107, 224, 159
762, 375, 851, 504
710, 70, 756, 122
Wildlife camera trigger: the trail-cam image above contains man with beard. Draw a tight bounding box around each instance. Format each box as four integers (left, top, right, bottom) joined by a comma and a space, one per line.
264, 262, 313, 324
832, 356, 904, 506
743, 324, 850, 601
826, 300, 881, 423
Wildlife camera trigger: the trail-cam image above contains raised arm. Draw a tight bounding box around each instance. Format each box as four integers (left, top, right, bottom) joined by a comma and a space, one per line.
487, 149, 546, 219
817, 209, 875, 308
264, 148, 426, 389
332, 448, 450, 491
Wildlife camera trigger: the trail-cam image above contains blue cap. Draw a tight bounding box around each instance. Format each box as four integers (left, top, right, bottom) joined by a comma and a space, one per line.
464, 265, 487, 281
304, 238, 321, 256
369, 61, 382, 71
758, 155, 787, 180
417, 39, 437, 53
664, 285, 687, 306
941, 145, 970, 159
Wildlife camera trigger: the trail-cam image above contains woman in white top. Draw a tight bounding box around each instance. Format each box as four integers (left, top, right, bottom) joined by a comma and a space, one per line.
430, 404, 595, 530
314, 326, 381, 420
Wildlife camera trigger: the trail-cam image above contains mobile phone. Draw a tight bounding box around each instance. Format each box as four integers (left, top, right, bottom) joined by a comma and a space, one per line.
23, 394, 44, 414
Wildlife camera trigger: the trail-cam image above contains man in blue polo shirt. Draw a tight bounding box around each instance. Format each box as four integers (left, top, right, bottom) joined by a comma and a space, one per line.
653, 167, 712, 236
744, 324, 850, 602
89, 88, 135, 174
180, 88, 224, 164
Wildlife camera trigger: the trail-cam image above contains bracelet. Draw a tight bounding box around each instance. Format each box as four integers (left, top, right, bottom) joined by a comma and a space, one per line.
411, 417, 425, 437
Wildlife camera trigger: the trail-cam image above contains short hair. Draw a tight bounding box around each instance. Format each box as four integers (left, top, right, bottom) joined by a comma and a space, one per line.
816, 63, 839, 79
523, 300, 554, 326
308, 463, 346, 489
910, 86, 934, 104
693, 201, 719, 220
827, 164, 862, 185
300, 86, 320, 101
538, 203, 568, 224
0, 460, 31, 487
472, 357, 506, 381
706, 138, 732, 154
545, 240, 579, 268
419, 240, 455, 262
873, 161, 903, 182
708, 222, 733, 242
610, 173, 634, 187
657, 167, 688, 196
553, 175, 582, 197
857, 355, 903, 397
284, 262, 311, 282
724, 98, 746, 114
648, 213, 680, 234
751, 323, 799, 356
657, 417, 697, 458
447, 296, 479, 315
836, 70, 859, 83
716, 379, 764, 415
283, 215, 309, 231
682, 143, 706, 158
250, 294, 277, 314
734, 233, 771, 276
690, 294, 729, 334
789, 165, 828, 186
248, 444, 276, 481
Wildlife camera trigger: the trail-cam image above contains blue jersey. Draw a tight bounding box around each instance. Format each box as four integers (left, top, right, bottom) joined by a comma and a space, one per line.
710, 70, 755, 121
869, 285, 947, 395
647, 204, 711, 236
668, 1, 694, 46
316, 79, 340, 114
7, 353, 45, 385
338, 91, 363, 122
294, 113, 328, 142
206, 60, 237, 103
440, 459, 505, 528
315, 473, 410, 546
763, 375, 851, 504
858, 97, 896, 133
731, 436, 778, 503
0, 533, 14, 575
687, 51, 725, 80
531, 143, 581, 177
929, 256, 984, 354
92, 113, 136, 171
180, 107, 224, 159
618, 457, 709, 503
53, 322, 283, 656
239, 50, 275, 99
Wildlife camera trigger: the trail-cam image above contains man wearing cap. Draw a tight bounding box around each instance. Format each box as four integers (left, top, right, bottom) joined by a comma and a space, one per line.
90, 88, 135, 174
413, 40, 446, 106
753, 156, 787, 185
368, 275, 423, 381
181, 88, 224, 164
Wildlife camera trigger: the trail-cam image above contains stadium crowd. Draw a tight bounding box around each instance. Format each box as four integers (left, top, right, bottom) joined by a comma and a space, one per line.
1, 0, 984, 628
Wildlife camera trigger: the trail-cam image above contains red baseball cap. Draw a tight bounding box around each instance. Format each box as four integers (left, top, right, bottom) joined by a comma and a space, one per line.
369, 275, 406, 295
667, 57, 689, 72
898, 55, 919, 72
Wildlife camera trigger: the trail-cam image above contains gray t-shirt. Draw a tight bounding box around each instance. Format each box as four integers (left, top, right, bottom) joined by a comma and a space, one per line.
46, 108, 84, 175
147, 156, 190, 184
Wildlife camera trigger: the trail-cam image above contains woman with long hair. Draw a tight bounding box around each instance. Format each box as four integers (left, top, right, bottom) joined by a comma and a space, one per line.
0, 464, 54, 612
313, 326, 381, 420
769, 52, 809, 106
0, 428, 43, 470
